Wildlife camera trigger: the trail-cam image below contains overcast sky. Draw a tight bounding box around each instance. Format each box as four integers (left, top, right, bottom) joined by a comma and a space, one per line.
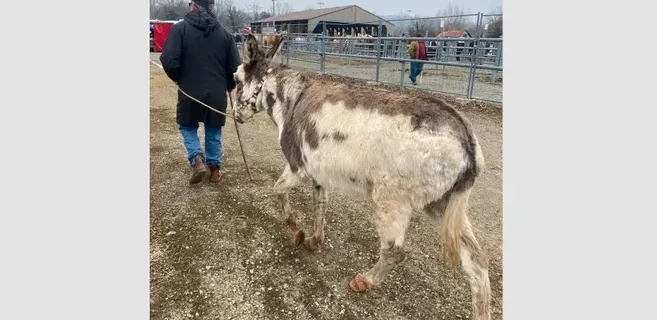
251, 0, 502, 17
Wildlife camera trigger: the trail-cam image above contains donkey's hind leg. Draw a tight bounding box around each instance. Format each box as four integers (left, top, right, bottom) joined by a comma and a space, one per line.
425, 190, 492, 320
273, 164, 305, 246
349, 198, 413, 292
302, 180, 328, 251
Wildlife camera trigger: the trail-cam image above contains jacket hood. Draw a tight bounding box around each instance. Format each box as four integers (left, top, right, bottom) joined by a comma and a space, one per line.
184, 8, 218, 36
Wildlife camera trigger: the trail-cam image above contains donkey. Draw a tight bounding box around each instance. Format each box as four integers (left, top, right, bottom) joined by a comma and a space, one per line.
263, 30, 288, 48
232, 34, 492, 320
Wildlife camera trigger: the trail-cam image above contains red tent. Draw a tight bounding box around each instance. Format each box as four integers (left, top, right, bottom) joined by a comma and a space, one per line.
151, 21, 177, 52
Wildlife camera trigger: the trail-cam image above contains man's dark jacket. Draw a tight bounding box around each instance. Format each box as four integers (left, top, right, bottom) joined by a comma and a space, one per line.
159, 8, 240, 127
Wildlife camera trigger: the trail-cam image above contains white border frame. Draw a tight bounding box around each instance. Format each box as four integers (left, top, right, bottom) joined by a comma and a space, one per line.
1, 0, 656, 319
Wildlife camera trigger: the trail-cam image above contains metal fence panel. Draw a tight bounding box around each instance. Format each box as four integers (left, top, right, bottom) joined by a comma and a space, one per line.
229, 14, 502, 104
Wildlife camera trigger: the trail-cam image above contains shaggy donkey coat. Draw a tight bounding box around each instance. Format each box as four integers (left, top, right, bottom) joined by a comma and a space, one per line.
233, 34, 492, 320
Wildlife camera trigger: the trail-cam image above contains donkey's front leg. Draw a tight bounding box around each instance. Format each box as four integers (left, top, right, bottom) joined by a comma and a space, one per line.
273, 164, 305, 246
303, 180, 328, 251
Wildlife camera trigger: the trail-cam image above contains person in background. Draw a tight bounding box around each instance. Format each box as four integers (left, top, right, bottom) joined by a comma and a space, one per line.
160, 0, 240, 185
407, 33, 428, 85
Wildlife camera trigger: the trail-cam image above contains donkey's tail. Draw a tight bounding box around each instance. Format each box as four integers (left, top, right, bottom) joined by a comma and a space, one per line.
439, 188, 472, 264
440, 135, 484, 264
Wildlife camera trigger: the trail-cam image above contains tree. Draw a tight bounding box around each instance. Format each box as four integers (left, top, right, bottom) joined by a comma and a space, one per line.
212, 0, 251, 31
214, 0, 227, 17
436, 1, 468, 30
485, 7, 503, 38
226, 2, 251, 31
245, 1, 262, 21
150, 0, 162, 19
257, 11, 272, 20
388, 10, 414, 36
408, 17, 440, 37
164, 10, 179, 20
276, 2, 294, 14
150, 0, 188, 20
149, 0, 256, 31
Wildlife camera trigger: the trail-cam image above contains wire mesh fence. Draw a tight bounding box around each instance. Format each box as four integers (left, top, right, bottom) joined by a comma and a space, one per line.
228, 12, 502, 104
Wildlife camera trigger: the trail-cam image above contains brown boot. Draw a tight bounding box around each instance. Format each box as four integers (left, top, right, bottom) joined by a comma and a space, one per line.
209, 164, 222, 184
189, 153, 209, 184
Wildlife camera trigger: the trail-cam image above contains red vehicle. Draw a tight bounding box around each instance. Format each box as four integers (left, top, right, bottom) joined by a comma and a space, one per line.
150, 19, 180, 52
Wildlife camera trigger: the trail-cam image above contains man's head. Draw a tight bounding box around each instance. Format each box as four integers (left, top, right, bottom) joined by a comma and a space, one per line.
188, 0, 213, 11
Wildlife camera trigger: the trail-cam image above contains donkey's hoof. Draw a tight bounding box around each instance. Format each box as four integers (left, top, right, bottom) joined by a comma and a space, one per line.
348, 274, 373, 293
292, 230, 305, 246
302, 236, 322, 251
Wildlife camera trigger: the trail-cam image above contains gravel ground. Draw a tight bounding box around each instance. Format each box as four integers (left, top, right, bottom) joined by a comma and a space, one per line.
149, 54, 503, 320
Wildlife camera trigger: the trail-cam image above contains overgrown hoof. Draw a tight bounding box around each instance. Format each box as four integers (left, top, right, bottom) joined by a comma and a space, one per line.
292, 230, 305, 246
348, 274, 373, 293
302, 236, 322, 251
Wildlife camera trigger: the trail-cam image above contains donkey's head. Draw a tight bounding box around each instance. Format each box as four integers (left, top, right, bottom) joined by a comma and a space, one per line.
233, 33, 285, 123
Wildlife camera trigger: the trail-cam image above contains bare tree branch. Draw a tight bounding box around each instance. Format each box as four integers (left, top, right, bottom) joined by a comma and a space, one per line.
435, 1, 475, 31
150, 0, 187, 20
276, 2, 294, 14
485, 6, 503, 38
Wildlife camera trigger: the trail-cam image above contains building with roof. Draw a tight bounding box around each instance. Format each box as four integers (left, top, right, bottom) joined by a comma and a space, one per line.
251, 5, 394, 37
437, 30, 472, 38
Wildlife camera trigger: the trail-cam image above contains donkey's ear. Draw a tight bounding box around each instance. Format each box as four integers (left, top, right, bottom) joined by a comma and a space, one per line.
244, 33, 259, 62
265, 35, 286, 62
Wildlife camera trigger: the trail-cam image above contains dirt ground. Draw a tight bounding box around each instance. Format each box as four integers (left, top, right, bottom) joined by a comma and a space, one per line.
149, 59, 503, 320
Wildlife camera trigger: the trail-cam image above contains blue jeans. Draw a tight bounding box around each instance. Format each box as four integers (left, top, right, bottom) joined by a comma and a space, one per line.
179, 124, 223, 168
410, 61, 424, 83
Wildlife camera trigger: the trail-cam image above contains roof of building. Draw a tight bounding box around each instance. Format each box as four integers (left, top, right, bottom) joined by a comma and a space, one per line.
437, 30, 471, 38
254, 5, 353, 23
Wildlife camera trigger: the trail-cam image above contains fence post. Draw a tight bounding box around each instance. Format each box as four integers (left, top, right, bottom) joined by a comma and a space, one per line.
491, 41, 502, 83
394, 39, 399, 58
280, 35, 285, 65
466, 13, 483, 99
375, 20, 383, 82
399, 61, 405, 89
286, 38, 290, 66
320, 21, 326, 74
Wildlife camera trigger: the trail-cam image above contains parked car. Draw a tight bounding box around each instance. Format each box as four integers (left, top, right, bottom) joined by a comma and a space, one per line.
149, 20, 177, 52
